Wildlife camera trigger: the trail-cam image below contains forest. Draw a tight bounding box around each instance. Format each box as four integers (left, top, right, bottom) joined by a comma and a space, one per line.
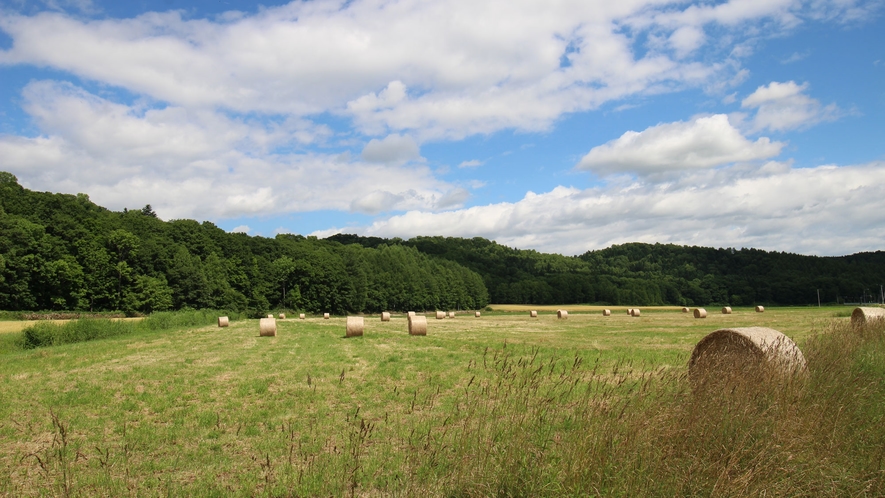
1, 171, 883, 314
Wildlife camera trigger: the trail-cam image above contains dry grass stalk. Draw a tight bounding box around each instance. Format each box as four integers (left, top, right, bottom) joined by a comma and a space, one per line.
694, 308, 707, 319
475, 311, 481, 317
721, 306, 733, 314
259, 318, 276, 337
436, 311, 445, 320
381, 312, 391, 322
408, 315, 427, 336
851, 307, 885, 327
557, 310, 568, 319
323, 313, 330, 320
530, 311, 538, 318
602, 309, 611, 316
755, 305, 765, 313
345, 317, 364, 337
688, 326, 806, 386
217, 316, 229, 328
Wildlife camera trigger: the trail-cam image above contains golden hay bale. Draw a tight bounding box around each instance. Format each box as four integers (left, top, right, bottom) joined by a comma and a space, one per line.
408, 311, 416, 317
323, 313, 330, 319
530, 311, 538, 318
755, 306, 764, 313
448, 312, 455, 318
602, 309, 611, 316
682, 307, 690, 313
278, 313, 286, 319
627, 308, 633, 315
299, 313, 305, 319
408, 315, 427, 336
346, 316, 364, 337
694, 308, 707, 319
218, 316, 229, 327
259, 318, 276, 337
851, 307, 885, 327
381, 312, 391, 322
721, 307, 733, 314
557, 310, 568, 319
267, 314, 274, 318
436, 311, 445, 320
475, 311, 481, 317
631, 309, 641, 317
689, 327, 806, 386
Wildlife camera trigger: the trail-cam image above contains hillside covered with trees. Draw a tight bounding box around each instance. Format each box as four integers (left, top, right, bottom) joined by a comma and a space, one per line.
1, 172, 882, 313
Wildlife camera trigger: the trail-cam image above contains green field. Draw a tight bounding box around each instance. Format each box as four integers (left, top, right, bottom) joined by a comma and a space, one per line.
1, 307, 883, 496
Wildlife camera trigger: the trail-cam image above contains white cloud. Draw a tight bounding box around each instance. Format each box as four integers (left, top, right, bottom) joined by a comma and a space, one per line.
741, 81, 840, 132
231, 225, 250, 234
458, 159, 483, 168
360, 133, 421, 164
354, 161, 885, 256
576, 114, 783, 177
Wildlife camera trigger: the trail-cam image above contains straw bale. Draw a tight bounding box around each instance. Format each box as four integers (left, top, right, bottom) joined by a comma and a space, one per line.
346, 317, 364, 337
381, 312, 391, 322
631, 309, 641, 317
475, 311, 481, 317
721, 306, 733, 314
323, 313, 330, 319
530, 311, 538, 318
851, 307, 885, 327
627, 309, 633, 315
682, 307, 690, 313
602, 309, 611, 316
448, 312, 455, 318
299, 313, 305, 319
755, 306, 764, 313
689, 327, 806, 385
557, 310, 568, 319
408, 311, 416, 317
278, 313, 286, 319
259, 318, 276, 337
694, 308, 707, 319
267, 314, 274, 318
436, 311, 445, 320
409, 315, 427, 336
218, 316, 229, 327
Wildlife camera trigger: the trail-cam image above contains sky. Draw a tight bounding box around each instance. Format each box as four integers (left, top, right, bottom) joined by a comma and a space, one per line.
0, 0, 883, 257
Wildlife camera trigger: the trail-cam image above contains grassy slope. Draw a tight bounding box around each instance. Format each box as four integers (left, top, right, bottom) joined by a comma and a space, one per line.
0, 307, 882, 496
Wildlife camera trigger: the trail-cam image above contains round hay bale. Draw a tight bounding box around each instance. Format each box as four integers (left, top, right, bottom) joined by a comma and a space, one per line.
475, 311, 481, 317
689, 327, 806, 386
557, 310, 568, 319
408, 311, 416, 317
346, 316, 364, 337
530, 311, 538, 318
682, 307, 690, 313
721, 306, 733, 314
259, 318, 276, 337
435, 311, 445, 320
218, 316, 229, 327
448, 312, 455, 318
755, 306, 764, 313
323, 313, 330, 319
694, 308, 707, 319
299, 313, 305, 319
631, 309, 641, 317
408, 315, 427, 336
267, 314, 274, 319
602, 309, 611, 316
278, 313, 286, 319
627, 309, 633, 315
381, 312, 391, 322
851, 307, 885, 327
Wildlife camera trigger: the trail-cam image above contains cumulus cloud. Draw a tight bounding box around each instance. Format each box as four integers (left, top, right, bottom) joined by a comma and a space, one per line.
360, 133, 421, 164
576, 114, 783, 177
353, 162, 885, 256
742, 81, 840, 132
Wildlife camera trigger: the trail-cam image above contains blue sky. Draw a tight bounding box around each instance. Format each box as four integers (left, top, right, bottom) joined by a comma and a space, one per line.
0, 0, 883, 256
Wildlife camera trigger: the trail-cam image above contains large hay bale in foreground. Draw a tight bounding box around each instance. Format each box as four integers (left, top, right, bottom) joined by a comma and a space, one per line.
851, 307, 885, 327
530, 311, 538, 318
755, 306, 764, 313
408, 315, 427, 336
631, 309, 641, 317
323, 313, 330, 319
435, 311, 445, 320
689, 327, 806, 386
694, 308, 707, 319
557, 310, 568, 319
602, 309, 611, 316
259, 318, 276, 337
682, 307, 690, 313
381, 312, 391, 322
346, 317, 364, 337
722, 306, 733, 314
218, 316, 229, 328
475, 311, 481, 317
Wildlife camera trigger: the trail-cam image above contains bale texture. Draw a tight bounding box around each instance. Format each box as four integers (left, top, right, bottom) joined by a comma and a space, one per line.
689, 327, 806, 385
755, 306, 765, 313
345, 317, 364, 337
299, 313, 305, 319
530, 311, 538, 318
631, 309, 641, 317
259, 318, 276, 337
682, 307, 690, 313
218, 316, 229, 328
408, 315, 427, 336
475, 311, 481, 317
381, 312, 391, 322
722, 307, 733, 314
557, 310, 568, 319
694, 308, 707, 319
436, 311, 445, 320
602, 309, 611, 316
851, 307, 885, 327
323, 313, 330, 319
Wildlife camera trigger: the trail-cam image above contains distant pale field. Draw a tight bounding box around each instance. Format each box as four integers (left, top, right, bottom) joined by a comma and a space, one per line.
0, 317, 143, 334
490, 304, 687, 312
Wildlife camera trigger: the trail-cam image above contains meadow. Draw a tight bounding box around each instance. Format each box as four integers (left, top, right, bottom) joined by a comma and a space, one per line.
1, 306, 883, 496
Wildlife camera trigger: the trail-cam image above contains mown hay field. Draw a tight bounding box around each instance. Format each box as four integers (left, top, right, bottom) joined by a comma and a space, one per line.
1, 306, 882, 496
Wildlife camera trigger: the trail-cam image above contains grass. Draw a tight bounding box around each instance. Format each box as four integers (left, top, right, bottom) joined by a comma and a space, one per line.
0, 307, 882, 496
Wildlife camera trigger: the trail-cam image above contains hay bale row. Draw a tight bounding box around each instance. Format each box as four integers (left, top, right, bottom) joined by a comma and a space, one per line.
408, 315, 427, 335
218, 316, 229, 327
694, 308, 707, 319
852, 307, 885, 327
259, 317, 276, 337
381, 312, 391, 322
346, 316, 364, 337
689, 327, 806, 385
